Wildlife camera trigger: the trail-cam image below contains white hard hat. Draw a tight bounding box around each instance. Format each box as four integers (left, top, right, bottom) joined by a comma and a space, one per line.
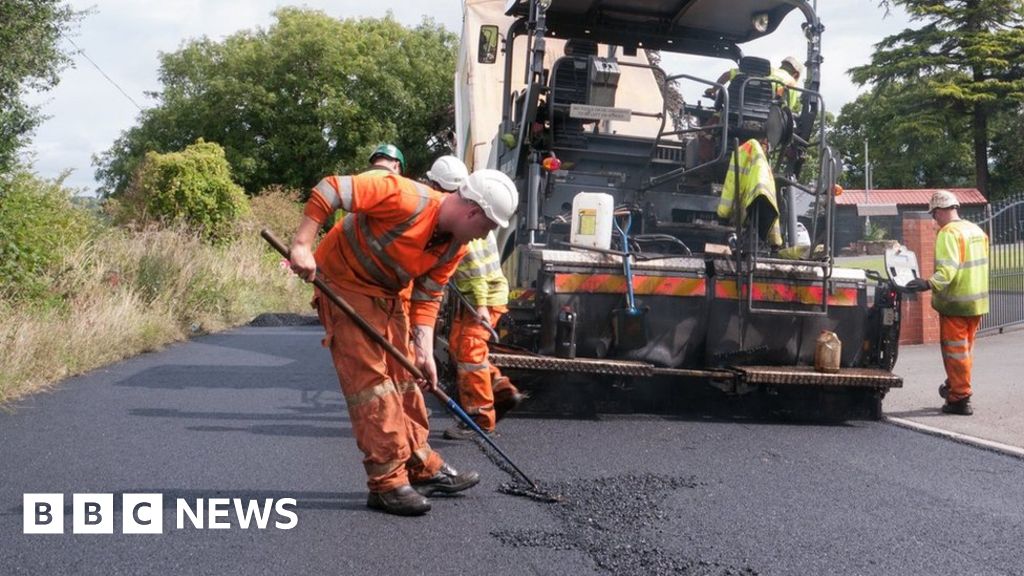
426, 155, 469, 192
459, 169, 518, 228
782, 56, 805, 78
928, 189, 960, 212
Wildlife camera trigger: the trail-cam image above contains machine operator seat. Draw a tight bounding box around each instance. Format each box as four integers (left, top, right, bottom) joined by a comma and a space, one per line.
724, 56, 773, 142
550, 39, 599, 147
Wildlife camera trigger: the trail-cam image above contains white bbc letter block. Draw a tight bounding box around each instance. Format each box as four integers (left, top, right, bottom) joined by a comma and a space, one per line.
23, 494, 64, 534
73, 494, 114, 534
122, 494, 164, 534
208, 498, 231, 529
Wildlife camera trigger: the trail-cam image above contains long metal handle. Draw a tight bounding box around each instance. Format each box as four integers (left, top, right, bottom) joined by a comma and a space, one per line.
261, 229, 413, 371
447, 284, 501, 343
260, 229, 537, 489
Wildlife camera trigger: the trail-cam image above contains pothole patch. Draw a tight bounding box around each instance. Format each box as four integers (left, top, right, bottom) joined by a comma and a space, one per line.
493, 473, 758, 576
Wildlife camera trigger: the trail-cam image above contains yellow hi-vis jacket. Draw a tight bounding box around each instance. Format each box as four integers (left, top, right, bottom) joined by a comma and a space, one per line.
929, 219, 990, 316
718, 139, 782, 247
452, 232, 509, 307
770, 67, 800, 111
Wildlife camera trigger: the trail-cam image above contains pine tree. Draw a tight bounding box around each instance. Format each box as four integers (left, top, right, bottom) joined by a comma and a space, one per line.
850, 0, 1024, 198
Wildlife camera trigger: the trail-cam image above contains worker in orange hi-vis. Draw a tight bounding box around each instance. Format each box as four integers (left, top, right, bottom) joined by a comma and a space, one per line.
905, 190, 990, 416
288, 154, 519, 516
424, 156, 526, 440
444, 231, 526, 439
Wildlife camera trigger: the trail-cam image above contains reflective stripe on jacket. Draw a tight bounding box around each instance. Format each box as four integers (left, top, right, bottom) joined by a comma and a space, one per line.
304, 171, 467, 326
717, 139, 782, 247
453, 232, 509, 307
930, 219, 989, 316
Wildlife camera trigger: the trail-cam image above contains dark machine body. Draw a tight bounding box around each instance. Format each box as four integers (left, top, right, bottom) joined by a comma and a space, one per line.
448, 0, 909, 419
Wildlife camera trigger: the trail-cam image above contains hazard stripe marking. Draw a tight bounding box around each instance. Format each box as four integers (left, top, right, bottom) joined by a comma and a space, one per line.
554, 274, 706, 297
714, 282, 859, 307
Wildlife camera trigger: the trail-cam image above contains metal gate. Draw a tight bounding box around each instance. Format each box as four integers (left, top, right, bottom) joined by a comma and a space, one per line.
970, 194, 1024, 335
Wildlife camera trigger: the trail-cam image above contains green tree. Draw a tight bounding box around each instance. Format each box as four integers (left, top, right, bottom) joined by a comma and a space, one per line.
95, 8, 457, 197
831, 82, 974, 189
0, 170, 95, 301
990, 105, 1024, 196
850, 0, 1024, 198
118, 140, 249, 241
0, 0, 79, 173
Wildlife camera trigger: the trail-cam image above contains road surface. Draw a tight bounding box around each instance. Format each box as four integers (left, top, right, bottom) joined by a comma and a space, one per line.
2, 325, 1022, 575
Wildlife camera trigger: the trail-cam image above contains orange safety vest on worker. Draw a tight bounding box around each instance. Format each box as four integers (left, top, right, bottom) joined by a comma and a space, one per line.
449, 232, 519, 431
929, 219, 989, 403
306, 171, 467, 326
717, 139, 783, 247
304, 171, 468, 492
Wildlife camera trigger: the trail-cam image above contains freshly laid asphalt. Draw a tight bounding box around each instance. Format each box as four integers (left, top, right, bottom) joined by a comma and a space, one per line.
1, 323, 1022, 575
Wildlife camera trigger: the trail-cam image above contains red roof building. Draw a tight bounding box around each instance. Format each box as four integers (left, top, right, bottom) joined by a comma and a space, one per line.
835, 188, 987, 207
831, 188, 988, 251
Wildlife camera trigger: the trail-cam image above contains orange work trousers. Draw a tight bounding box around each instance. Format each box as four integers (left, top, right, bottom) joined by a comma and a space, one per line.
939, 315, 982, 403
314, 284, 443, 493
450, 305, 512, 432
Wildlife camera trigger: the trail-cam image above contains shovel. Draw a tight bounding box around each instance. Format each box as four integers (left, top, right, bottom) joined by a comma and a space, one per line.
611, 213, 648, 350
260, 229, 538, 490
446, 284, 501, 343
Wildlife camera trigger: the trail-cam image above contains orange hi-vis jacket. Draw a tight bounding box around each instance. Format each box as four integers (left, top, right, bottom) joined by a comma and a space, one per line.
304, 171, 468, 326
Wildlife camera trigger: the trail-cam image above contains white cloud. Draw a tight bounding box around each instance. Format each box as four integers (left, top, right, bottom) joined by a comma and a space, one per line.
24, 0, 463, 194
733, 1, 911, 113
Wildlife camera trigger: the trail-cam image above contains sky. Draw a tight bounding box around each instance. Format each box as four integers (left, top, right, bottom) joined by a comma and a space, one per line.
24, 0, 912, 196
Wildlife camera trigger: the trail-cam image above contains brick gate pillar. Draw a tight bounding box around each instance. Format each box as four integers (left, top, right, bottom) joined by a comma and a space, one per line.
900, 212, 939, 344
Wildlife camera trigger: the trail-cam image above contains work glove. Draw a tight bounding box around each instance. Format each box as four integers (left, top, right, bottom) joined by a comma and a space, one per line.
905, 278, 931, 292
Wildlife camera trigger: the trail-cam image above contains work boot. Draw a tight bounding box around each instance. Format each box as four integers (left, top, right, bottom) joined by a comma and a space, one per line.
412, 463, 480, 496
938, 380, 949, 399
941, 397, 973, 416
494, 384, 527, 423
366, 485, 431, 516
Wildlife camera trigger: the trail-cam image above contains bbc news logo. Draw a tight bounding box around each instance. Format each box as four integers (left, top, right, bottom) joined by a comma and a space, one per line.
23, 493, 298, 534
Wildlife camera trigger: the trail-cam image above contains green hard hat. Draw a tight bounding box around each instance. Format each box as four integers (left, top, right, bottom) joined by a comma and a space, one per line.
368, 143, 406, 172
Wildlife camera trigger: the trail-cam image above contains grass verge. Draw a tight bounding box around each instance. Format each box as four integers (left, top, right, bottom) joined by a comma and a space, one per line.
0, 225, 311, 405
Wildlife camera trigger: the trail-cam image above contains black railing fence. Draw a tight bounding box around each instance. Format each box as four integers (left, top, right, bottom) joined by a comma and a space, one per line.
968, 193, 1024, 335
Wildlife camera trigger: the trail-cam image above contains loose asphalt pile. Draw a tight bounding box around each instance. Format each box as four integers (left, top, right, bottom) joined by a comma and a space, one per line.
463, 410, 759, 574
249, 313, 320, 327
493, 473, 759, 576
